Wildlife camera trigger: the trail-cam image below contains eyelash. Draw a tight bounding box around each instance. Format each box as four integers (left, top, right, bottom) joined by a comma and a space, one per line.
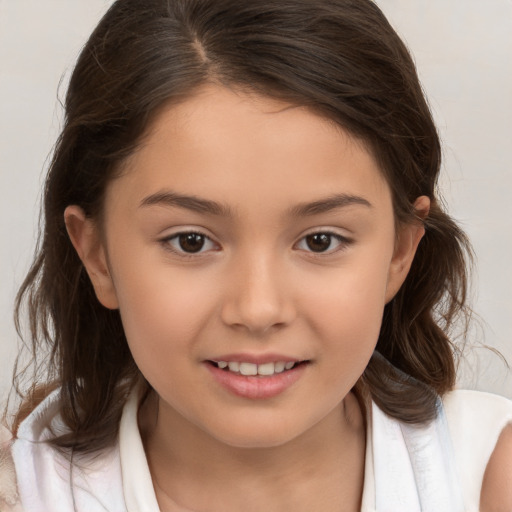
159, 230, 353, 257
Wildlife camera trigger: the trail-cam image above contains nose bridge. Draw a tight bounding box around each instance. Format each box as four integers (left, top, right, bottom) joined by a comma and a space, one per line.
221, 247, 293, 334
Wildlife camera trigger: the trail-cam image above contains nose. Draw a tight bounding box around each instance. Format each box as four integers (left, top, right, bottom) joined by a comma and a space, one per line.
220, 252, 295, 336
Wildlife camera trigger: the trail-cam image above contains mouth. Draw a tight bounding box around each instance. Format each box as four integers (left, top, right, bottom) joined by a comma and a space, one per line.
207, 360, 308, 377
204, 355, 310, 399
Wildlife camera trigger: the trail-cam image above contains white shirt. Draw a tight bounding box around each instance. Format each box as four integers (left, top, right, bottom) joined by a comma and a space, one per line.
2, 386, 512, 511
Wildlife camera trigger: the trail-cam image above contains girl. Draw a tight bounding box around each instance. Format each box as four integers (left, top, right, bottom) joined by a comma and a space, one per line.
1, 0, 511, 510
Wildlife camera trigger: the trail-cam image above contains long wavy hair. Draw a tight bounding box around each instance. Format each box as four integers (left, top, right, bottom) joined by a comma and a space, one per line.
10, 0, 471, 452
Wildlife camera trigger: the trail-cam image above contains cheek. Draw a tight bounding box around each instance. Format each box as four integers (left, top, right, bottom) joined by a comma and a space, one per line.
109, 252, 218, 367
298, 254, 391, 363
303, 258, 389, 323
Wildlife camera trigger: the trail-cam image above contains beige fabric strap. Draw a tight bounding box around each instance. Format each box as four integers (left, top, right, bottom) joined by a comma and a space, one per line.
0, 426, 22, 512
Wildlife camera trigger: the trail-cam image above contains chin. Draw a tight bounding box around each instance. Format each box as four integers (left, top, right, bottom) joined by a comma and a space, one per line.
216, 432, 297, 450
206, 416, 309, 450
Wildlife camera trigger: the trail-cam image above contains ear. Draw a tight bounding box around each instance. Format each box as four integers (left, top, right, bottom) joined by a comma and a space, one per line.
385, 196, 430, 303
64, 205, 119, 309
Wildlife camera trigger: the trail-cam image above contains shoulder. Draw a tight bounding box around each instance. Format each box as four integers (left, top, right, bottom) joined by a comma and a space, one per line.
442, 389, 512, 442
442, 389, 512, 452
9, 390, 127, 512
442, 389, 512, 510
442, 388, 512, 414
480, 422, 512, 512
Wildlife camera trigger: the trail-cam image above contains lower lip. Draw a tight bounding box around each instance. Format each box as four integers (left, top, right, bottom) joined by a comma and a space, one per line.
205, 363, 307, 399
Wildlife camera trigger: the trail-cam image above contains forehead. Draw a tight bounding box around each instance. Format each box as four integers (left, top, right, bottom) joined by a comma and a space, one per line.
113, 85, 391, 215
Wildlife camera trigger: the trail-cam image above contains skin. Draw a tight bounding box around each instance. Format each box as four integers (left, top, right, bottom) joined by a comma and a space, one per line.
480, 424, 512, 511
65, 84, 430, 511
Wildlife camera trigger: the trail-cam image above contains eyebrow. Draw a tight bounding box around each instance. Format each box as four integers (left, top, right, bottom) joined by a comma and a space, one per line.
139, 191, 233, 216
288, 194, 372, 216
139, 190, 371, 217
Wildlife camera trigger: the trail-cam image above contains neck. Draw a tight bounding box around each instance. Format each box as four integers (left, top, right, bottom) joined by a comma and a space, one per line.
139, 391, 366, 512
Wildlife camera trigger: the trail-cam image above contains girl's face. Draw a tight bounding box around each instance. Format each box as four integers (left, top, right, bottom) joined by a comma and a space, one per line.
67, 85, 425, 448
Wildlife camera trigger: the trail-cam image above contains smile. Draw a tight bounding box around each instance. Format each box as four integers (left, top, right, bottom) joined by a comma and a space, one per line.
211, 360, 299, 376
206, 359, 309, 399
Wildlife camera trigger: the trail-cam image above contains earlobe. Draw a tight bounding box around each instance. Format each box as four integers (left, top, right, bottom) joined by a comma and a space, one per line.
385, 196, 430, 303
64, 205, 119, 310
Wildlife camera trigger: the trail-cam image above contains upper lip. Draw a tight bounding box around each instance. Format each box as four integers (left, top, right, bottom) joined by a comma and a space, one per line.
207, 353, 306, 364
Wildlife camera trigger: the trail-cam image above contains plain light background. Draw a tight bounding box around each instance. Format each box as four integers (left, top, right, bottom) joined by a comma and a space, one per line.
0, 1, 511, 402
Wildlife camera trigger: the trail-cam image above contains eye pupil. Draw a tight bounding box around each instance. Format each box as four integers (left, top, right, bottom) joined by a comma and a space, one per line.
306, 233, 331, 252
179, 233, 205, 253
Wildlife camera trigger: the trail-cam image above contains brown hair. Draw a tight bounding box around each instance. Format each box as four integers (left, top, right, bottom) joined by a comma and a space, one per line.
10, 0, 471, 451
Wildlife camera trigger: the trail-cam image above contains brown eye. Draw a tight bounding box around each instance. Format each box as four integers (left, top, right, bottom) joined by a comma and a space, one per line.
305, 233, 333, 252
178, 233, 206, 253
163, 231, 217, 255
296, 231, 351, 255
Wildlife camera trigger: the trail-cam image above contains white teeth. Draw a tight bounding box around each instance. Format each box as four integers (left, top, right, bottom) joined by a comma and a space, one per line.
216, 360, 300, 376
274, 362, 286, 373
239, 362, 258, 376
228, 361, 240, 372
257, 362, 275, 376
